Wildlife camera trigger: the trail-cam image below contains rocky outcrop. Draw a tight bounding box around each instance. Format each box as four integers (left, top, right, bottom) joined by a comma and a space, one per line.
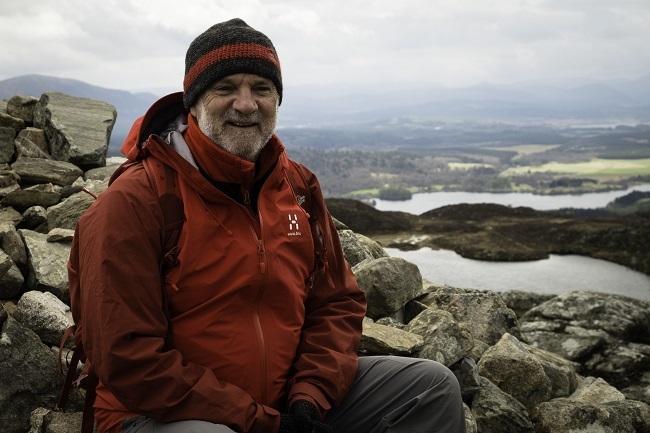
1, 92, 649, 433
33, 92, 116, 170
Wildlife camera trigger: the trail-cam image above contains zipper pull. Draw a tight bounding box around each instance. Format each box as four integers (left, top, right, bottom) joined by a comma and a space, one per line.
243, 189, 251, 205
258, 240, 266, 274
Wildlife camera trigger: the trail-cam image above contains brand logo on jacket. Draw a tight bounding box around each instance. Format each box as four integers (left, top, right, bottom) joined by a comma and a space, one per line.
288, 214, 301, 236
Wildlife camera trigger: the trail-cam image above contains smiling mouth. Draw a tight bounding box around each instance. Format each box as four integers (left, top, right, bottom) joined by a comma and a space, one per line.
227, 121, 257, 128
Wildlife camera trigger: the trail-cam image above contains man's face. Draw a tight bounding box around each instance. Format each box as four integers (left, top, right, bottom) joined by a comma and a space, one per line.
190, 73, 279, 162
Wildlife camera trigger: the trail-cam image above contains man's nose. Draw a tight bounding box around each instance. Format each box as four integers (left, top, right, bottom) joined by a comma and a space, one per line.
232, 89, 258, 114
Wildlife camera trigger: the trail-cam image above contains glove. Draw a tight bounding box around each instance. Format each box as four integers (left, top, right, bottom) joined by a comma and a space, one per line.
279, 400, 332, 433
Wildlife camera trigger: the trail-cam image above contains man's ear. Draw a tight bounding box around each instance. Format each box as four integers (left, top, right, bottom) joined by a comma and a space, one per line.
190, 105, 197, 118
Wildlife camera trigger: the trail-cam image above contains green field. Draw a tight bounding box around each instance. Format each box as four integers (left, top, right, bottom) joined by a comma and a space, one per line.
502, 158, 650, 177
490, 144, 562, 160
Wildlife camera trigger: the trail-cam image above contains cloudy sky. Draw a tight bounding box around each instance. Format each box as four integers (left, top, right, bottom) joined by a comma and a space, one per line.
1, 0, 649, 94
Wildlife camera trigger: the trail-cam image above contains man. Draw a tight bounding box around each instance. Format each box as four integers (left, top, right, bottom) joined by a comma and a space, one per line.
69, 18, 466, 433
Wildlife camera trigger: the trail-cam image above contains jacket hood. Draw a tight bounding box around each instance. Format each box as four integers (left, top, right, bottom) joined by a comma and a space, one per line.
121, 92, 186, 160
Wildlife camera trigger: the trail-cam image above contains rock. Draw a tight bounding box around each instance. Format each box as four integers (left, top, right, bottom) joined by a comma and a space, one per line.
0, 111, 25, 131
338, 229, 374, 266
417, 286, 521, 346
17, 127, 49, 154
570, 376, 626, 404
1, 183, 61, 212
14, 291, 73, 347
586, 342, 650, 392
525, 343, 578, 399
533, 398, 650, 433
11, 157, 83, 187
0, 205, 23, 226
621, 372, 650, 405
47, 228, 75, 243
46, 191, 95, 231
29, 409, 90, 433
355, 233, 389, 260
360, 317, 424, 356
7, 95, 38, 123
522, 291, 650, 340
33, 92, 116, 170
0, 261, 25, 299
478, 333, 552, 411
0, 168, 21, 198
15, 134, 52, 160
83, 164, 120, 182
353, 256, 422, 319
406, 308, 474, 367
471, 376, 535, 433
521, 322, 607, 361
0, 318, 63, 433
463, 403, 477, 433
450, 357, 481, 402
18, 206, 49, 232
0, 301, 8, 325
0, 126, 16, 163
19, 229, 71, 303
498, 290, 556, 319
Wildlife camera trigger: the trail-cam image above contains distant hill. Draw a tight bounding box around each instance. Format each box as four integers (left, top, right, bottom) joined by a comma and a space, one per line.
2, 74, 649, 152
0, 74, 159, 155
279, 74, 650, 126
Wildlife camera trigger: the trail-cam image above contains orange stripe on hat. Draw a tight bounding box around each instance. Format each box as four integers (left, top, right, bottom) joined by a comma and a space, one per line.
183, 43, 281, 91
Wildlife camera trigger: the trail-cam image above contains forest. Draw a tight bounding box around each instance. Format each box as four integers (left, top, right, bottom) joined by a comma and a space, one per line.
280, 120, 650, 199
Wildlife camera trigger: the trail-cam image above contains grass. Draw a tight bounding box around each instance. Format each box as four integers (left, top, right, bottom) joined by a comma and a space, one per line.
502, 158, 650, 177
489, 144, 562, 160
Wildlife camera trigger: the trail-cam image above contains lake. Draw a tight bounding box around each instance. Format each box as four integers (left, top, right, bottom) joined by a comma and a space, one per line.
373, 185, 650, 301
385, 247, 650, 302
373, 184, 650, 214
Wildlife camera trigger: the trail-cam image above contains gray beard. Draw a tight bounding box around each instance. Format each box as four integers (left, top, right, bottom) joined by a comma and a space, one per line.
194, 104, 277, 162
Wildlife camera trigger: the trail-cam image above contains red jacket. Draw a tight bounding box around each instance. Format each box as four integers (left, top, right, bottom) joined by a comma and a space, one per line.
68, 93, 366, 433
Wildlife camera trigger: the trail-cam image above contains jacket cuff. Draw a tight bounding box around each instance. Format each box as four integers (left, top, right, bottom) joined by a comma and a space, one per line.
288, 383, 331, 420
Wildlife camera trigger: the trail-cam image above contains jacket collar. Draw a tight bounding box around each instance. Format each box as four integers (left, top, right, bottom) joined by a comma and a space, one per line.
121, 92, 285, 189
184, 113, 284, 188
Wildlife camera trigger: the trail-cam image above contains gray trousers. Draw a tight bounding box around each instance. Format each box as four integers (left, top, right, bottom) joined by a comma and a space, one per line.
121, 356, 467, 433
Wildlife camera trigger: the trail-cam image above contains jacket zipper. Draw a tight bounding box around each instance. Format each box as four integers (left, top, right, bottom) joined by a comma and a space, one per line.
248, 200, 269, 404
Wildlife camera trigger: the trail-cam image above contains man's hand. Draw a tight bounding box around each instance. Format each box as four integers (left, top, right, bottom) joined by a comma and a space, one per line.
279, 400, 332, 433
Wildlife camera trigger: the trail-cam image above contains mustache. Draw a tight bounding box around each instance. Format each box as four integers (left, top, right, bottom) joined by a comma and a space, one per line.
222, 111, 262, 124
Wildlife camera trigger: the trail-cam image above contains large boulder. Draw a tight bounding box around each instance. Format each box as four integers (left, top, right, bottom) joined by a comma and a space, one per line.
11, 157, 83, 187
416, 286, 521, 346
471, 376, 535, 433
360, 317, 423, 356
18, 229, 71, 303
0, 318, 63, 433
14, 291, 73, 347
478, 333, 552, 412
33, 92, 116, 170
405, 307, 474, 367
353, 256, 422, 320
46, 191, 96, 231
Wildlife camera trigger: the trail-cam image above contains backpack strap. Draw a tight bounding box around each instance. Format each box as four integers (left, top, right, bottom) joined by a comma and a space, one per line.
142, 157, 185, 271
286, 160, 313, 215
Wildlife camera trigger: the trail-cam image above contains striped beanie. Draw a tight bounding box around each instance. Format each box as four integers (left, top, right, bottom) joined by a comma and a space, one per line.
183, 18, 282, 109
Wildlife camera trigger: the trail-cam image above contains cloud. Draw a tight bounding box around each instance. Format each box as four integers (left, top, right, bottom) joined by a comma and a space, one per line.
0, 0, 648, 92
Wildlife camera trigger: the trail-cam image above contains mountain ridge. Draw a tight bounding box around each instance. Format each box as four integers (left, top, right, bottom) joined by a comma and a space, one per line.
2, 73, 649, 152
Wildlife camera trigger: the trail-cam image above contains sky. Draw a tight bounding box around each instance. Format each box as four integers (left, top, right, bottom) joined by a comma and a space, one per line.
1, 0, 649, 95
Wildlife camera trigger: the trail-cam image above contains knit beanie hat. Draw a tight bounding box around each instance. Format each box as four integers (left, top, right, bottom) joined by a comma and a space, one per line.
183, 18, 282, 109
